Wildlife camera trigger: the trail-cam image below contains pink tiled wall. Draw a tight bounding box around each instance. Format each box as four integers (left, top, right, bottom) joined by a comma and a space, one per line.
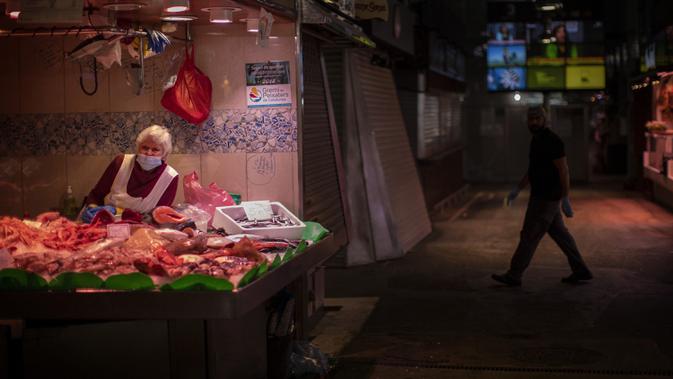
0, 23, 300, 218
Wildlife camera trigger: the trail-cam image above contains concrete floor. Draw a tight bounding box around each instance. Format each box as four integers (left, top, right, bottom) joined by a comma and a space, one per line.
321, 187, 673, 378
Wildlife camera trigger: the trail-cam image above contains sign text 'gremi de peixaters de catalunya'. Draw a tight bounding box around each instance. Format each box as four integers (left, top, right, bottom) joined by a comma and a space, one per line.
246, 61, 292, 108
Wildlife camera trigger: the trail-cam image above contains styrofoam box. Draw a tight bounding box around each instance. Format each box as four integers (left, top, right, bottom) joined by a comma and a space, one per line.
212, 202, 306, 240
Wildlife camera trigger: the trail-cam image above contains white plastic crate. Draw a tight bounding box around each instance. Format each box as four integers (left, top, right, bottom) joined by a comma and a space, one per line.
212, 202, 306, 240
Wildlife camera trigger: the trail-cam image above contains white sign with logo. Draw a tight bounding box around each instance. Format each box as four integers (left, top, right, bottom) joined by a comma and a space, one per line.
246, 61, 292, 108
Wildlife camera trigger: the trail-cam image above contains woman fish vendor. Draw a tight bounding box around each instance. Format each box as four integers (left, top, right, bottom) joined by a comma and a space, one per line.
82, 125, 178, 221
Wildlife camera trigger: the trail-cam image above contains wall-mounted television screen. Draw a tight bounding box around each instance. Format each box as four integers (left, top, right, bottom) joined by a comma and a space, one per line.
487, 43, 527, 66
488, 67, 526, 91
526, 21, 604, 44
566, 65, 605, 89
486, 21, 605, 92
565, 20, 604, 43
528, 66, 565, 89
527, 44, 566, 65
487, 23, 526, 42
566, 44, 605, 65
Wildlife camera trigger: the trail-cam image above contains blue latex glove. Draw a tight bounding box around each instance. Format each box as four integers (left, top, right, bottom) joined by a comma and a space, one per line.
505, 187, 520, 207
82, 205, 116, 224
561, 197, 574, 218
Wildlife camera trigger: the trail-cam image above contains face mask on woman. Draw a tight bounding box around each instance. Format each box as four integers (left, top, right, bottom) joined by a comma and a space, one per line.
136, 154, 163, 171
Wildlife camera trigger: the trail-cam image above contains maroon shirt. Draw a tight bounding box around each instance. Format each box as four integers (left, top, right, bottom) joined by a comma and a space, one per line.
86, 155, 178, 208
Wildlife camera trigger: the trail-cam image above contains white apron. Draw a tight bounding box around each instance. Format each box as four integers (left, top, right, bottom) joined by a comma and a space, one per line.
104, 154, 178, 213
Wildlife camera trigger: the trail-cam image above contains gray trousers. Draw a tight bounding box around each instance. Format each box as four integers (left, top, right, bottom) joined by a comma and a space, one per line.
507, 197, 591, 279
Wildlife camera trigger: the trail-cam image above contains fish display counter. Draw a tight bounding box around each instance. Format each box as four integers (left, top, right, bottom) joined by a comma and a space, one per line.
0, 203, 334, 378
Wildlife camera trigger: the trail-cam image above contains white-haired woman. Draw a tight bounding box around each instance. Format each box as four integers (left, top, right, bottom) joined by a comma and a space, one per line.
84, 125, 178, 215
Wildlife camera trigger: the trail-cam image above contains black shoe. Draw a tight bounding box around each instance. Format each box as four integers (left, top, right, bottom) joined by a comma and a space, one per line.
561, 272, 593, 284
492, 273, 522, 287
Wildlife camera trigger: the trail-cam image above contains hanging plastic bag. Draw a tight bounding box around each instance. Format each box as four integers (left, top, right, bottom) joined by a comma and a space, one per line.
161, 48, 186, 91
183, 172, 235, 224
161, 44, 213, 124
258, 7, 275, 47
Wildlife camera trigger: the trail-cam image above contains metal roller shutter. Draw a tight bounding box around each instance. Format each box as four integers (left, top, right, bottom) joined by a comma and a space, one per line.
419, 94, 440, 159
322, 49, 346, 150
349, 49, 432, 254
301, 34, 348, 246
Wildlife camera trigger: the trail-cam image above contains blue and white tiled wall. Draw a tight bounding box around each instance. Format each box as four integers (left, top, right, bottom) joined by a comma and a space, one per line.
0, 108, 299, 217
0, 108, 297, 156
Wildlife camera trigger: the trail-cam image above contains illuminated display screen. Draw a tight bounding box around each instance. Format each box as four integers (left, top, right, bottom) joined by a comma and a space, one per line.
565, 65, 606, 89
528, 66, 565, 89
487, 43, 527, 66
486, 20, 605, 91
488, 67, 527, 91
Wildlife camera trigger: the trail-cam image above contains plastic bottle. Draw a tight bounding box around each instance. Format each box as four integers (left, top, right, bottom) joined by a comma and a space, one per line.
62, 185, 78, 220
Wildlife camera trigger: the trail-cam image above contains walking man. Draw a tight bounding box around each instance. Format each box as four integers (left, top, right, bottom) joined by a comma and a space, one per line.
492, 106, 593, 286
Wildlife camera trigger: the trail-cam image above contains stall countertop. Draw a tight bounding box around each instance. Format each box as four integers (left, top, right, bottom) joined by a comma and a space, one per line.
0, 235, 339, 320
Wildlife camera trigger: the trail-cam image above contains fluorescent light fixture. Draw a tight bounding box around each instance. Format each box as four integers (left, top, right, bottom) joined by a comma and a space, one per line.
164, 0, 189, 13
161, 14, 197, 21
6, 0, 20, 19
246, 18, 259, 32
201, 6, 240, 24
211, 8, 232, 23
102, 1, 146, 11
537, 2, 562, 12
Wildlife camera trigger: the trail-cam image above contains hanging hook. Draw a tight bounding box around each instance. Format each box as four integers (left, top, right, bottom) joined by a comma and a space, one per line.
79, 56, 98, 96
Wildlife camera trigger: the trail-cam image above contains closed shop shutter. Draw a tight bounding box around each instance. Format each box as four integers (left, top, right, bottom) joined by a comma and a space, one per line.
349, 49, 432, 253
301, 34, 348, 245
322, 48, 346, 149
419, 94, 440, 159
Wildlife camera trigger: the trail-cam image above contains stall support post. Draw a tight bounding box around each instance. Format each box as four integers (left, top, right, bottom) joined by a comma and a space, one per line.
206, 305, 267, 379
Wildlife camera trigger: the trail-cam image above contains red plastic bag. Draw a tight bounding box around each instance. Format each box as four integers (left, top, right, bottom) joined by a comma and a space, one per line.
161, 45, 212, 124
183, 172, 235, 223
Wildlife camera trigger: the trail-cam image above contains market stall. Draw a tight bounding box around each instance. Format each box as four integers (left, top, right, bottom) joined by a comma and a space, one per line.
0, 0, 344, 377
641, 73, 673, 208
0, 212, 335, 378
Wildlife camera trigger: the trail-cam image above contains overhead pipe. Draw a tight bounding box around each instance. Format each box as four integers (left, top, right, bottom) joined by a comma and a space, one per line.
0, 26, 147, 37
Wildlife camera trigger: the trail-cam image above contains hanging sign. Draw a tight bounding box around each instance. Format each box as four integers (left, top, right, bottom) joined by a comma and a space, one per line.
355, 0, 389, 21
246, 61, 292, 108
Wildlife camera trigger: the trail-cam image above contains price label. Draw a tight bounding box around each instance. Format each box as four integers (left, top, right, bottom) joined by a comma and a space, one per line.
0, 248, 12, 268
107, 224, 131, 240
242, 201, 274, 221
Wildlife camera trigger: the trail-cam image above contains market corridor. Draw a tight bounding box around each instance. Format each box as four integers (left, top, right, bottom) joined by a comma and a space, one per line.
321, 187, 673, 378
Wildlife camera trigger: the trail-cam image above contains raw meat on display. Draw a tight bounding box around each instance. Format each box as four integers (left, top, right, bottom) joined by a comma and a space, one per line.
152, 206, 189, 224
0, 217, 41, 250
0, 207, 301, 288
